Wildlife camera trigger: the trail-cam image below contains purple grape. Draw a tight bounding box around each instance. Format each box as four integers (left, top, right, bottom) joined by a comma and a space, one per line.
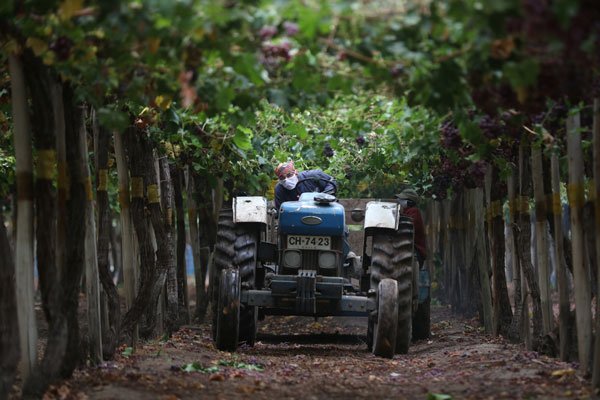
283, 21, 299, 36
50, 36, 73, 61
356, 136, 365, 146
259, 26, 277, 40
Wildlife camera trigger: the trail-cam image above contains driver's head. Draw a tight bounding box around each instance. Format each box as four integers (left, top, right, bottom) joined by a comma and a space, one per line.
275, 160, 297, 180
396, 187, 419, 206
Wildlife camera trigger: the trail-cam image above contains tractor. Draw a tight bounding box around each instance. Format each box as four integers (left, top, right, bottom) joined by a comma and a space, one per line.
212, 180, 430, 358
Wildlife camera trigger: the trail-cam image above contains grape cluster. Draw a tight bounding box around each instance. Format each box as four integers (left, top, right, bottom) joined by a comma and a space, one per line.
50, 36, 73, 61
478, 115, 502, 139
355, 136, 366, 146
440, 120, 462, 149
323, 144, 334, 157
464, 160, 488, 189
260, 42, 291, 69
259, 26, 277, 40
283, 21, 299, 36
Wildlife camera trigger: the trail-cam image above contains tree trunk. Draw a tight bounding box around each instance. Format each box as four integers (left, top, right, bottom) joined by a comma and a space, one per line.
0, 215, 20, 400
470, 188, 493, 333
514, 141, 543, 342
157, 157, 178, 335
507, 167, 522, 342
531, 145, 553, 334
172, 165, 189, 324
78, 107, 103, 365
441, 199, 452, 305
60, 87, 88, 377
121, 131, 176, 337
121, 128, 162, 337
592, 98, 600, 387
25, 81, 67, 396
93, 111, 120, 359
487, 165, 512, 336
23, 50, 57, 326
551, 152, 570, 362
114, 129, 138, 342
9, 52, 37, 383
567, 112, 592, 375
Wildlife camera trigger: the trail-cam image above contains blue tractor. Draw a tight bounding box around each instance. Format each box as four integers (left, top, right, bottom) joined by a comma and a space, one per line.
212, 183, 425, 358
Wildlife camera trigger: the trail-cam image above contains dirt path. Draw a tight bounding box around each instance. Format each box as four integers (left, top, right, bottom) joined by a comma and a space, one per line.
53, 306, 591, 400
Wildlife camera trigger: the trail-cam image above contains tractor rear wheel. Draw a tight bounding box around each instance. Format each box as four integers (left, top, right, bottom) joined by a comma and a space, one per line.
369, 218, 414, 355
215, 269, 240, 351
372, 279, 399, 358
212, 207, 258, 347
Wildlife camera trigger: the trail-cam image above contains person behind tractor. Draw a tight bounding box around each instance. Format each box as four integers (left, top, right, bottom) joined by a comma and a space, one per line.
396, 187, 428, 267
273, 160, 337, 210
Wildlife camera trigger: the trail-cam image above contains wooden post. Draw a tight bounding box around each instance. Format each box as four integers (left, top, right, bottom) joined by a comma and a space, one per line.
592, 98, 600, 386
80, 109, 103, 364
9, 53, 37, 381
567, 111, 592, 374
531, 144, 552, 334
507, 167, 522, 341
474, 187, 493, 333
114, 130, 138, 342
551, 152, 569, 362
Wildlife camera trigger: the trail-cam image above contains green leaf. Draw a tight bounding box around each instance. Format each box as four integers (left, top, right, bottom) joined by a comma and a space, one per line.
121, 347, 134, 358
233, 125, 253, 151
503, 60, 539, 89
427, 393, 453, 400
97, 108, 129, 131
286, 122, 308, 140
234, 54, 264, 86
181, 362, 220, 373
216, 87, 236, 111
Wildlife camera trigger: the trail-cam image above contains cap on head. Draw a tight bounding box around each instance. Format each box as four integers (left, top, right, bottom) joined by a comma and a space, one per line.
275, 160, 295, 179
396, 188, 419, 203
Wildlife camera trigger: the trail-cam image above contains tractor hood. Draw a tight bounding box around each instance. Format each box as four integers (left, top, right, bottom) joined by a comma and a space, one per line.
279, 193, 345, 236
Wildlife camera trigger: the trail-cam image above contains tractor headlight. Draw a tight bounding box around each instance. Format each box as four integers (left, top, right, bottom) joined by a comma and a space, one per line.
283, 250, 302, 269
318, 251, 337, 270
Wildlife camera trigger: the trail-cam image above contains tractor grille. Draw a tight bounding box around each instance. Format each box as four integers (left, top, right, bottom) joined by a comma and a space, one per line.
301, 250, 318, 270
280, 236, 343, 276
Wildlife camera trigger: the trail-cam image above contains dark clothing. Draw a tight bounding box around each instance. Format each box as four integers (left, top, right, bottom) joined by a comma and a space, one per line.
402, 206, 428, 262
274, 169, 336, 209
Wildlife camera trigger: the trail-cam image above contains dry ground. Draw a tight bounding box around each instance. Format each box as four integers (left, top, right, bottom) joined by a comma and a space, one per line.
36, 305, 593, 400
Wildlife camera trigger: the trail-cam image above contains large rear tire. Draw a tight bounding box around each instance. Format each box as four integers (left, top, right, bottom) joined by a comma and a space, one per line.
215, 269, 240, 351
372, 279, 399, 358
369, 218, 414, 355
212, 207, 258, 347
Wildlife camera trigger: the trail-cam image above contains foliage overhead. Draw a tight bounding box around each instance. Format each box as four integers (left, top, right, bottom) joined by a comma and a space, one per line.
0, 0, 598, 202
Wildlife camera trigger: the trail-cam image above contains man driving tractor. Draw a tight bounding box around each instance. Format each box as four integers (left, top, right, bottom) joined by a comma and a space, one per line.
274, 160, 337, 209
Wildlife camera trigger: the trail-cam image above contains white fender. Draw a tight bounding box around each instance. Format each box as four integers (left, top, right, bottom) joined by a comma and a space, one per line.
233, 196, 268, 224
364, 201, 400, 230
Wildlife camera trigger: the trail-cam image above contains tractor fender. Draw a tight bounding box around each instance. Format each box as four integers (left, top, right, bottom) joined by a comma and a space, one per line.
233, 196, 268, 225
363, 201, 401, 230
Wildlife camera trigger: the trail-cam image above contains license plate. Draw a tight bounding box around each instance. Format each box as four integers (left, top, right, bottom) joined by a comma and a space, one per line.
287, 235, 331, 250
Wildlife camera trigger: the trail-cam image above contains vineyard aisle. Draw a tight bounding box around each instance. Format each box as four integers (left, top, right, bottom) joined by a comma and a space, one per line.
38, 306, 590, 400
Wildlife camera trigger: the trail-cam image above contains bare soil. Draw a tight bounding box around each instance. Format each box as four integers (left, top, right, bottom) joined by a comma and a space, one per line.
40, 305, 592, 400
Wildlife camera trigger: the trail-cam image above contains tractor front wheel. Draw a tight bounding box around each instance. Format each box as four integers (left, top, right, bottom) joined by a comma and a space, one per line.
372, 279, 399, 358
215, 269, 240, 351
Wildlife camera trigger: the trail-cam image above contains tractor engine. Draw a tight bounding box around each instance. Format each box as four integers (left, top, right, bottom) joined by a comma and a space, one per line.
277, 192, 346, 277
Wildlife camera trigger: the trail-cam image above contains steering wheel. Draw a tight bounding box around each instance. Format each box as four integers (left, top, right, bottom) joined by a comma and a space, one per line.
296, 176, 337, 196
